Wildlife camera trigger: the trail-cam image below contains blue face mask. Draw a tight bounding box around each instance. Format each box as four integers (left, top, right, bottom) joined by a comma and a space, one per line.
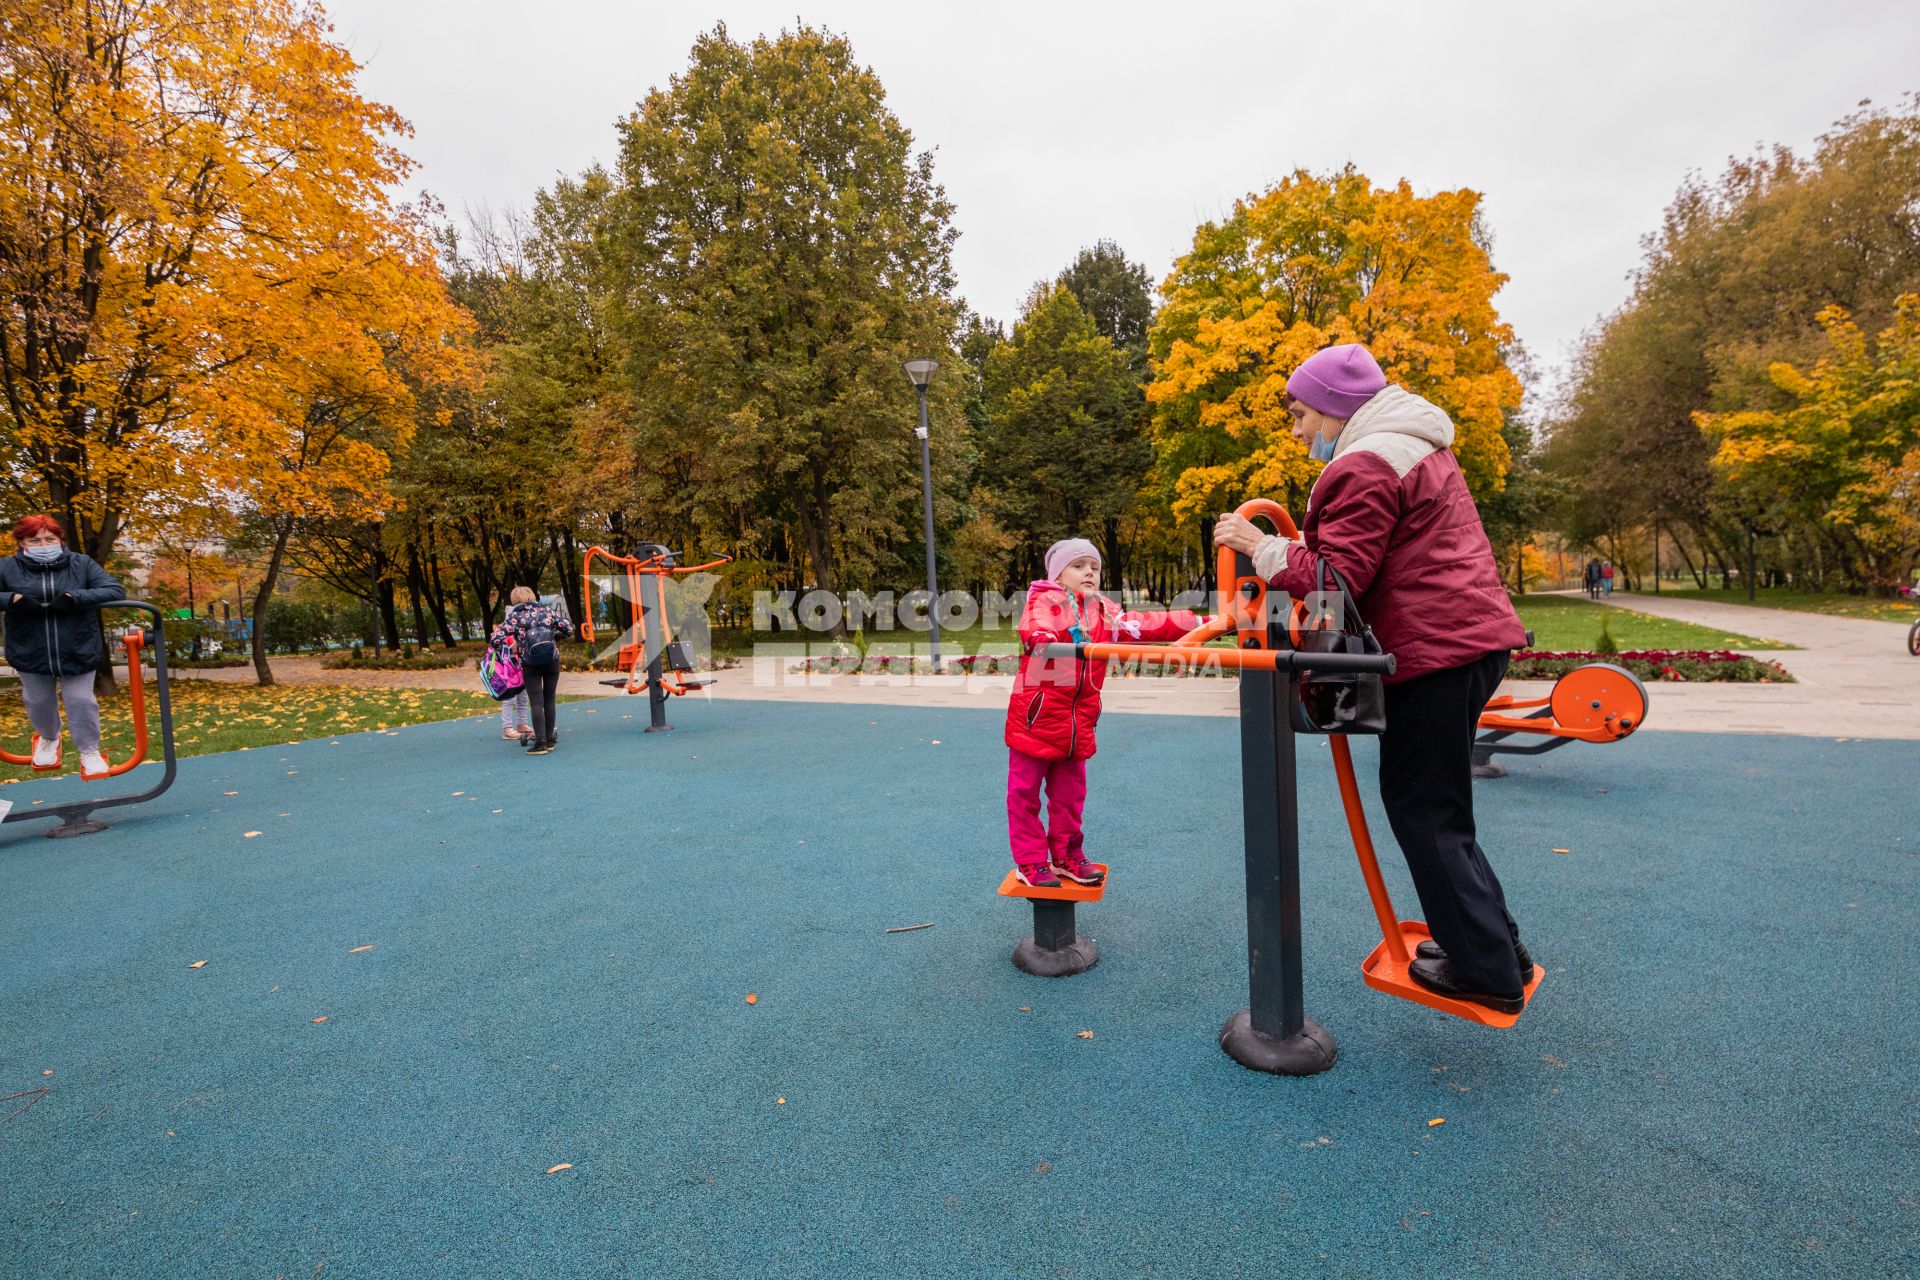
1309, 434, 1338, 463
23, 543, 62, 563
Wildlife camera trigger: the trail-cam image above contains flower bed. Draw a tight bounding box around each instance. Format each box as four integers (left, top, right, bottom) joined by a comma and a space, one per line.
791, 651, 1023, 676
1508, 649, 1794, 683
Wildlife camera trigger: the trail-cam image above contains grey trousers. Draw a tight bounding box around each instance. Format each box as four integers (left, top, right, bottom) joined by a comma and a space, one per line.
16, 671, 101, 753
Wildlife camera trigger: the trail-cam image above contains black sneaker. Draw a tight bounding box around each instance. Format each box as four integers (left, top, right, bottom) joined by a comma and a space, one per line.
1415, 938, 1535, 982
1407, 957, 1525, 1014
526, 738, 549, 754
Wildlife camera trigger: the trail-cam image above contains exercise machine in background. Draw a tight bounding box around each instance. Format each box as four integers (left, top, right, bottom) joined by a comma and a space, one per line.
580, 543, 733, 733
1, 602, 177, 838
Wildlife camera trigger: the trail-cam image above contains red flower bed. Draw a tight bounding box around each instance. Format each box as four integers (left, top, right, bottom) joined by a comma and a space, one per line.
1509, 649, 1793, 683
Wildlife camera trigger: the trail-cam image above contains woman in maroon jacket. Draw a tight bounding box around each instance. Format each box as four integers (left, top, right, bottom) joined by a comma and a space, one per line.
1213, 343, 1535, 1013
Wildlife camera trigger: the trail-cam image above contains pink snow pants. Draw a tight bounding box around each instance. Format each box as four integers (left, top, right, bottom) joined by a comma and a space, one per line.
1006, 747, 1088, 869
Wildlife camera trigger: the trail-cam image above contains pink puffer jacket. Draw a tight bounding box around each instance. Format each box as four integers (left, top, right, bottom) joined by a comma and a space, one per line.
1004, 581, 1201, 761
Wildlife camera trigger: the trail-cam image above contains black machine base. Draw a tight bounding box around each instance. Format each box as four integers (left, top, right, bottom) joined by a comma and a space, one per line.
1470, 756, 1509, 779
1219, 1009, 1337, 1076
47, 817, 110, 839
643, 722, 674, 733
1012, 933, 1099, 977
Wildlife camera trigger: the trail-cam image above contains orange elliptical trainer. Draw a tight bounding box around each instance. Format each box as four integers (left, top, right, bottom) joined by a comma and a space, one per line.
579, 543, 733, 733
1002, 498, 1640, 1074
1, 602, 178, 838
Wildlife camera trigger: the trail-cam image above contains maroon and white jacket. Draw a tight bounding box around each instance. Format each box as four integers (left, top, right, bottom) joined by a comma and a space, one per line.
1254, 385, 1527, 683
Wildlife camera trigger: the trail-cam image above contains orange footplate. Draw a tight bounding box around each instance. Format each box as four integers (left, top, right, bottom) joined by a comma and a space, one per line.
1331, 737, 1542, 1027
996, 866, 1109, 903
1361, 921, 1544, 1028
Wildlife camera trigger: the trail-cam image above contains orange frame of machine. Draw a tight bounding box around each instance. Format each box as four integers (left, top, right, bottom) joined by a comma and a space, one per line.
1, 601, 178, 838
579, 545, 733, 697
1040, 498, 1552, 1027
1, 630, 154, 779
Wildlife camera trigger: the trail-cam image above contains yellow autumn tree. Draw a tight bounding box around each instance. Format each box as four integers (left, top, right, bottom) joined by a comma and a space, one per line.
1696, 294, 1920, 589
1146, 167, 1523, 523
0, 0, 451, 565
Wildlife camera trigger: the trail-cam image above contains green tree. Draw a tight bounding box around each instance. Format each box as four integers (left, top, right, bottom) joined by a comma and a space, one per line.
980, 285, 1152, 583
606, 24, 960, 603
1058, 240, 1155, 375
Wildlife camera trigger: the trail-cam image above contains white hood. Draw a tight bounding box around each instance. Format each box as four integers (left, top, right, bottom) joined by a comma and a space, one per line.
1331, 385, 1453, 477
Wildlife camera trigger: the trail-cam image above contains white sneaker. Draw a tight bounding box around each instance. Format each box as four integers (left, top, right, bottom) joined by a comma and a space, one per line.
80, 751, 110, 778
31, 736, 60, 769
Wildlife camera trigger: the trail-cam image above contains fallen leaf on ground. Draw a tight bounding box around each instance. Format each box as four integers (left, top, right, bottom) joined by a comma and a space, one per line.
1551, 848, 1570, 855
1018, 1006, 1031, 1013
776, 1097, 786, 1105
451, 791, 464, 796
223, 791, 237, 796
188, 960, 207, 969
41, 1070, 53, 1077
1077, 1030, 1094, 1040
311, 1016, 328, 1024
745, 993, 758, 1005
930, 739, 942, 745
1428, 1118, 1446, 1127
348, 945, 374, 954
243, 831, 262, 838
546, 1163, 572, 1174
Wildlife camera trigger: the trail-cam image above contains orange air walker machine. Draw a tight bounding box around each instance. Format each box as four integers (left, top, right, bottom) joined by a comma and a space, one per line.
1004, 499, 1562, 1075
1, 601, 178, 838
580, 543, 733, 733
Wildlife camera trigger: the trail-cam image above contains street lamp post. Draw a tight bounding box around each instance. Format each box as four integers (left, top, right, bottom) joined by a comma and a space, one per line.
903, 358, 942, 674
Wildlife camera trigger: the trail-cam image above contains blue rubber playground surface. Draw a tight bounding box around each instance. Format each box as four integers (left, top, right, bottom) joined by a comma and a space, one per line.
2, 694, 1916, 1278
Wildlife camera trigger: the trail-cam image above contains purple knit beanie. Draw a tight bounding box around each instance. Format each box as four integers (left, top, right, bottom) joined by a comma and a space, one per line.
1286, 344, 1387, 418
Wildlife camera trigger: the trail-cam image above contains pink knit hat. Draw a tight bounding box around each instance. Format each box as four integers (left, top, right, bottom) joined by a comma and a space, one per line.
1286, 344, 1387, 418
1045, 538, 1101, 583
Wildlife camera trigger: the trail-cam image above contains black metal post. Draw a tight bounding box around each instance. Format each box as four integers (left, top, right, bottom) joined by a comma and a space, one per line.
1013, 897, 1098, 977
915, 385, 942, 674
1219, 566, 1337, 1075
1745, 519, 1757, 602
644, 572, 671, 732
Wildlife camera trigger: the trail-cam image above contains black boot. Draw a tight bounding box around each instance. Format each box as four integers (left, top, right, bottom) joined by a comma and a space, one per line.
1415, 938, 1534, 982
1407, 957, 1525, 1014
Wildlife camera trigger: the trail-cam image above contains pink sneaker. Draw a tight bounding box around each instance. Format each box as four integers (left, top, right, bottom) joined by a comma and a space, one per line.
1050, 851, 1106, 886
1013, 862, 1061, 888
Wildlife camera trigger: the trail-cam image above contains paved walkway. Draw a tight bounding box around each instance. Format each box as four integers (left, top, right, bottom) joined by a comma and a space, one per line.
149, 596, 1920, 740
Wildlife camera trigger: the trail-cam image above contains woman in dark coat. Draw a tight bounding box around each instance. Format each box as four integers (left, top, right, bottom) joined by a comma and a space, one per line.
1, 514, 127, 776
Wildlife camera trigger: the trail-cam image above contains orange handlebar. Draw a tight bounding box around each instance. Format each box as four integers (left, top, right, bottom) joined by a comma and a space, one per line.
1042, 641, 1394, 677
1, 630, 150, 775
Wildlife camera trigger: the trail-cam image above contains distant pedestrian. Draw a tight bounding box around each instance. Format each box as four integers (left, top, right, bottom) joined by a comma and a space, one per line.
1585, 558, 1602, 600
1601, 560, 1615, 596
0, 514, 127, 777
491, 586, 571, 755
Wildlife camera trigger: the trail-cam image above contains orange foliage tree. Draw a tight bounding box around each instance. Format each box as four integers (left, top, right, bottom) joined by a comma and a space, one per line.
1146, 167, 1523, 526
0, 0, 435, 553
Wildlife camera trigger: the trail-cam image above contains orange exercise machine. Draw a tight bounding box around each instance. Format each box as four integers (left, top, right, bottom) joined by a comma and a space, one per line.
1011, 498, 1544, 1073
1471, 661, 1648, 779
580, 543, 733, 732
1, 601, 177, 838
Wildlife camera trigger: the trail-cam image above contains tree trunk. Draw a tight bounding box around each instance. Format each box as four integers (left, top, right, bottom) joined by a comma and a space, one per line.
404, 549, 432, 647
557, 527, 583, 624
794, 479, 846, 637
250, 518, 294, 686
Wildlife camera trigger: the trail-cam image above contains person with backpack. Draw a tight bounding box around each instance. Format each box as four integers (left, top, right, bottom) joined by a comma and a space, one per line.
0, 514, 127, 777
491, 586, 571, 755
1212, 343, 1533, 1015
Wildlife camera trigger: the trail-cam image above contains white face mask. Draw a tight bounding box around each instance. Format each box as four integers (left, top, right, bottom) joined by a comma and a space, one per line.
23, 543, 62, 563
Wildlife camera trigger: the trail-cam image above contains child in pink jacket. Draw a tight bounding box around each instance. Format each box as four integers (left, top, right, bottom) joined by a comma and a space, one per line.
1004, 538, 1202, 887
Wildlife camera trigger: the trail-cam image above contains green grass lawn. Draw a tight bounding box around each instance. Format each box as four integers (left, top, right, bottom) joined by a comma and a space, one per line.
0, 680, 517, 785
1630, 586, 1918, 624
1509, 595, 1793, 651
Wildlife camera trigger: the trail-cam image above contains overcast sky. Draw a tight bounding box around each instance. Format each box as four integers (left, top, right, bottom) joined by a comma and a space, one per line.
319, 0, 1919, 397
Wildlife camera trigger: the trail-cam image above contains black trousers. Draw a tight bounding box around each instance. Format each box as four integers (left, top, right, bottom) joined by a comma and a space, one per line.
524, 657, 561, 744
1378, 650, 1523, 992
